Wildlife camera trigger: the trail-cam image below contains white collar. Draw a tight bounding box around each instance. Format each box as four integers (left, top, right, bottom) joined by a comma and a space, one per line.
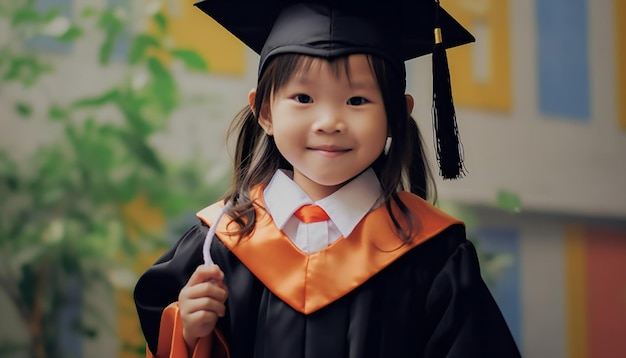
263, 168, 383, 237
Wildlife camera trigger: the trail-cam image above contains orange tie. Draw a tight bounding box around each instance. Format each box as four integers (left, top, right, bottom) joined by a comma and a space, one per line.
293, 205, 330, 223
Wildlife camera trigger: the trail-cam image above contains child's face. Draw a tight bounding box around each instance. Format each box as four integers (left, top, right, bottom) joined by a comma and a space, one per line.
259, 54, 388, 200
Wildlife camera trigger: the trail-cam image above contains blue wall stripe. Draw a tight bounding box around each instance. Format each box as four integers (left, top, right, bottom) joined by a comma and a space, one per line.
106, 0, 132, 60
474, 228, 522, 348
29, 0, 74, 53
59, 275, 82, 357
536, 0, 590, 121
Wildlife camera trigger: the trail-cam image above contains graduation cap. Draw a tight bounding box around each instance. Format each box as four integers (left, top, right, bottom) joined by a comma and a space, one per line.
195, 0, 474, 179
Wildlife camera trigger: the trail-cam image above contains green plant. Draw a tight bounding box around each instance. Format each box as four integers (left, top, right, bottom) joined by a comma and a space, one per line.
436, 190, 522, 286
0, 1, 225, 357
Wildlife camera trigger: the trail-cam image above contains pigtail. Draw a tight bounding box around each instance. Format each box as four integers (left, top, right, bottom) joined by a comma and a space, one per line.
407, 117, 426, 198
380, 117, 437, 246
223, 82, 289, 237
230, 107, 260, 190
368, 54, 440, 244
223, 106, 274, 237
406, 117, 436, 202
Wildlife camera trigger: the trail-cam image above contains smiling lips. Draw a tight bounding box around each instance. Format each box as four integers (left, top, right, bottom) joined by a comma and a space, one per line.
308, 145, 351, 157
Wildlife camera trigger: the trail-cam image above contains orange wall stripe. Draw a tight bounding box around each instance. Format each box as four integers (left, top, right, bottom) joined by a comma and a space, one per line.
564, 225, 588, 358
443, 0, 512, 111
586, 228, 626, 358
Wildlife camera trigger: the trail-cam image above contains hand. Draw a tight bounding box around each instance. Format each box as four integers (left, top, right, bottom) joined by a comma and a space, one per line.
179, 264, 228, 350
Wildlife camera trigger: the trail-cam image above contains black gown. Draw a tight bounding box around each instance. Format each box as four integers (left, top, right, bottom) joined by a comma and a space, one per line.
134, 190, 521, 358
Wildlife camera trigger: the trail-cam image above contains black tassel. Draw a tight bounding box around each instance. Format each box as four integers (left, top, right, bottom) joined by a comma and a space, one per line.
432, 2, 465, 179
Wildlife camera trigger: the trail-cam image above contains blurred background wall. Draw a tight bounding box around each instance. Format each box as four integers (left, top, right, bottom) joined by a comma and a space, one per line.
0, 0, 624, 357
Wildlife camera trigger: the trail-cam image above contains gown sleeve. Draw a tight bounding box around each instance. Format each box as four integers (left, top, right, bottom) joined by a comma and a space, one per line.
133, 223, 229, 357
423, 239, 522, 358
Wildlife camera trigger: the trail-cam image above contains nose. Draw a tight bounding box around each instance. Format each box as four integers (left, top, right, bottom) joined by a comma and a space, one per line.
312, 106, 345, 133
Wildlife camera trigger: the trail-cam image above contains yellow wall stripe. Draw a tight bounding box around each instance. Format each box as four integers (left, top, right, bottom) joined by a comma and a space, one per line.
444, 0, 512, 111
118, 195, 166, 358
616, 0, 626, 129
159, 2, 245, 75
564, 225, 589, 358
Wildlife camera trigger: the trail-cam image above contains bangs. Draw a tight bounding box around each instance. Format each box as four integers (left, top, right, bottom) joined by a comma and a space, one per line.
259, 54, 379, 97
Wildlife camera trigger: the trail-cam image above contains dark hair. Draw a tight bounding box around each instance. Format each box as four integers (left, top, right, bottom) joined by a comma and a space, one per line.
222, 53, 435, 242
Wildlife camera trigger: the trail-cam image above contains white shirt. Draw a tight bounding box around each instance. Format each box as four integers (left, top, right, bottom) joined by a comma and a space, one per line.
263, 168, 383, 254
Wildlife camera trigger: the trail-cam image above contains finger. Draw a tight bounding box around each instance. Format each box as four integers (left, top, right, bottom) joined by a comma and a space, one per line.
182, 297, 227, 317
180, 281, 228, 301
186, 264, 224, 287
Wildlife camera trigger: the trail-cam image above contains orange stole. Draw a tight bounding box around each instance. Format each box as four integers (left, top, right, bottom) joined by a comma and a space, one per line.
197, 188, 462, 315
150, 302, 230, 358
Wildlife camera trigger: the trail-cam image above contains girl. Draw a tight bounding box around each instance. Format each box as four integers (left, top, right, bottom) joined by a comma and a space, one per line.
134, 1, 521, 357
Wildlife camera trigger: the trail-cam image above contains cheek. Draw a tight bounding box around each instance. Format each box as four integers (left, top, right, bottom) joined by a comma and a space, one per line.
271, 124, 302, 156
358, 126, 388, 159
272, 121, 299, 142
369, 118, 389, 151
372, 133, 388, 154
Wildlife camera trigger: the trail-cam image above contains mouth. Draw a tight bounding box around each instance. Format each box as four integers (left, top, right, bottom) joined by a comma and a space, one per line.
308, 145, 351, 157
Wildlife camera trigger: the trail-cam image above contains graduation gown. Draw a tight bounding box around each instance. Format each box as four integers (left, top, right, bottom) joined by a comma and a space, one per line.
134, 188, 521, 358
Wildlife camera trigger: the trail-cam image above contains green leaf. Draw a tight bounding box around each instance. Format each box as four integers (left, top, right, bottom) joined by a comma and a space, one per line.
119, 132, 164, 174
115, 175, 140, 202
123, 108, 152, 137
153, 12, 167, 34
14, 102, 32, 118
128, 34, 160, 64
0, 153, 19, 191
80, 6, 98, 18
98, 10, 124, 65
97, 9, 123, 32
99, 34, 115, 65
48, 105, 68, 120
147, 57, 172, 82
72, 89, 119, 108
495, 189, 522, 213
2, 56, 53, 86
146, 57, 178, 113
171, 49, 208, 71
11, 9, 39, 26
3, 57, 33, 81
58, 26, 82, 41
42, 8, 61, 22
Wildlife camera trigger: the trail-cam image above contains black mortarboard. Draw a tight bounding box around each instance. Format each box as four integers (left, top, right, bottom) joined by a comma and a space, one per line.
195, 0, 474, 179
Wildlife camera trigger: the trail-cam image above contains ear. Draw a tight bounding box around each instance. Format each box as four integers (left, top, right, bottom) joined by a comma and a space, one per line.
249, 88, 273, 135
248, 88, 257, 116
405, 94, 414, 116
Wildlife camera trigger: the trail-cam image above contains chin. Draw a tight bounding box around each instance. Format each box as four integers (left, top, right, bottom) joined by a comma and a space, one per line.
314, 176, 354, 188
295, 167, 359, 189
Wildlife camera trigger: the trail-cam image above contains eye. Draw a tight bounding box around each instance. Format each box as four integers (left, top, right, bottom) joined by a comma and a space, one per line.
347, 97, 369, 106
294, 94, 313, 103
